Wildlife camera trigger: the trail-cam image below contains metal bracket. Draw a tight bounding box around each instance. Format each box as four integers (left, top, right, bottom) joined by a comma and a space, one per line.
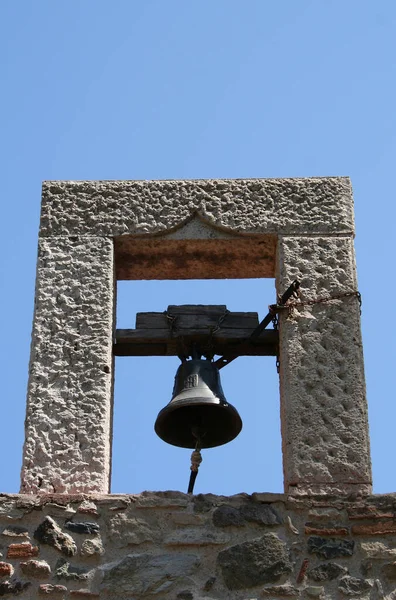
214, 280, 300, 370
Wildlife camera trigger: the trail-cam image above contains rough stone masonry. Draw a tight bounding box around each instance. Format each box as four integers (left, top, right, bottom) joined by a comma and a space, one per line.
3, 177, 385, 599
1, 492, 396, 599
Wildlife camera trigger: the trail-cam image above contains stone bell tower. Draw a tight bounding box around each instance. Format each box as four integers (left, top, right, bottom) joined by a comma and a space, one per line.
1, 178, 394, 599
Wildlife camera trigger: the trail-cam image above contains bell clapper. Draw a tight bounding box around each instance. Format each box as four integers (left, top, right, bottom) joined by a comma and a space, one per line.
187, 435, 203, 494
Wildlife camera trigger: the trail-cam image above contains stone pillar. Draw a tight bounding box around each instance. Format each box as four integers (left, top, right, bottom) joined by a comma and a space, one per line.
277, 236, 371, 495
21, 237, 115, 494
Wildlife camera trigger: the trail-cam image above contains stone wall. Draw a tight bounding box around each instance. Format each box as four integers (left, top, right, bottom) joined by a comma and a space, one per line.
1, 491, 396, 599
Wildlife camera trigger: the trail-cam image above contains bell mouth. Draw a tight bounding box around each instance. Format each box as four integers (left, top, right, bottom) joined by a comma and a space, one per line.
154, 401, 242, 449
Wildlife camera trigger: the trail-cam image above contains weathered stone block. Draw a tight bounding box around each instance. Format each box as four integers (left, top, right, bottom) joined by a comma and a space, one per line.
217, 534, 292, 589
20, 559, 51, 578
352, 521, 396, 535
0, 580, 30, 595
55, 559, 89, 581
308, 508, 344, 521
193, 495, 213, 513
34, 516, 77, 556
77, 501, 98, 517
361, 541, 396, 559
39, 583, 68, 595
64, 521, 100, 535
305, 586, 324, 598
80, 539, 104, 557
7, 542, 39, 558
304, 524, 349, 536
164, 528, 229, 546
240, 503, 282, 526
307, 536, 354, 559
134, 491, 189, 509
261, 584, 300, 596
347, 504, 395, 519
213, 505, 245, 527
338, 575, 372, 596
100, 552, 200, 596
108, 513, 153, 546
1, 526, 29, 538
213, 503, 281, 529
308, 562, 348, 582
43, 503, 77, 518
0, 502, 25, 520
0, 562, 13, 578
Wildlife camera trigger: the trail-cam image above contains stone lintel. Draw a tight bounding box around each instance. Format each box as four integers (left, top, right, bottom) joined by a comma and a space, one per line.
40, 177, 354, 238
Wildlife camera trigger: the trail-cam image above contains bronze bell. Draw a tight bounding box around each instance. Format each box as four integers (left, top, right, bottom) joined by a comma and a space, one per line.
154, 358, 242, 449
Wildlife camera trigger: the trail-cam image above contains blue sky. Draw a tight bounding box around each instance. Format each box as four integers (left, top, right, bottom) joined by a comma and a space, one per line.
1, 1, 395, 495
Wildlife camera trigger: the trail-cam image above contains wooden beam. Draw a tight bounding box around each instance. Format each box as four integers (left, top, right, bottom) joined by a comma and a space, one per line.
136, 307, 259, 330
114, 328, 278, 357
114, 306, 278, 357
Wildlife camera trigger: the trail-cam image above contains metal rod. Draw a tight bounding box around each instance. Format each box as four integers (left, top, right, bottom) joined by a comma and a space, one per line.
214, 279, 300, 370
187, 470, 198, 494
